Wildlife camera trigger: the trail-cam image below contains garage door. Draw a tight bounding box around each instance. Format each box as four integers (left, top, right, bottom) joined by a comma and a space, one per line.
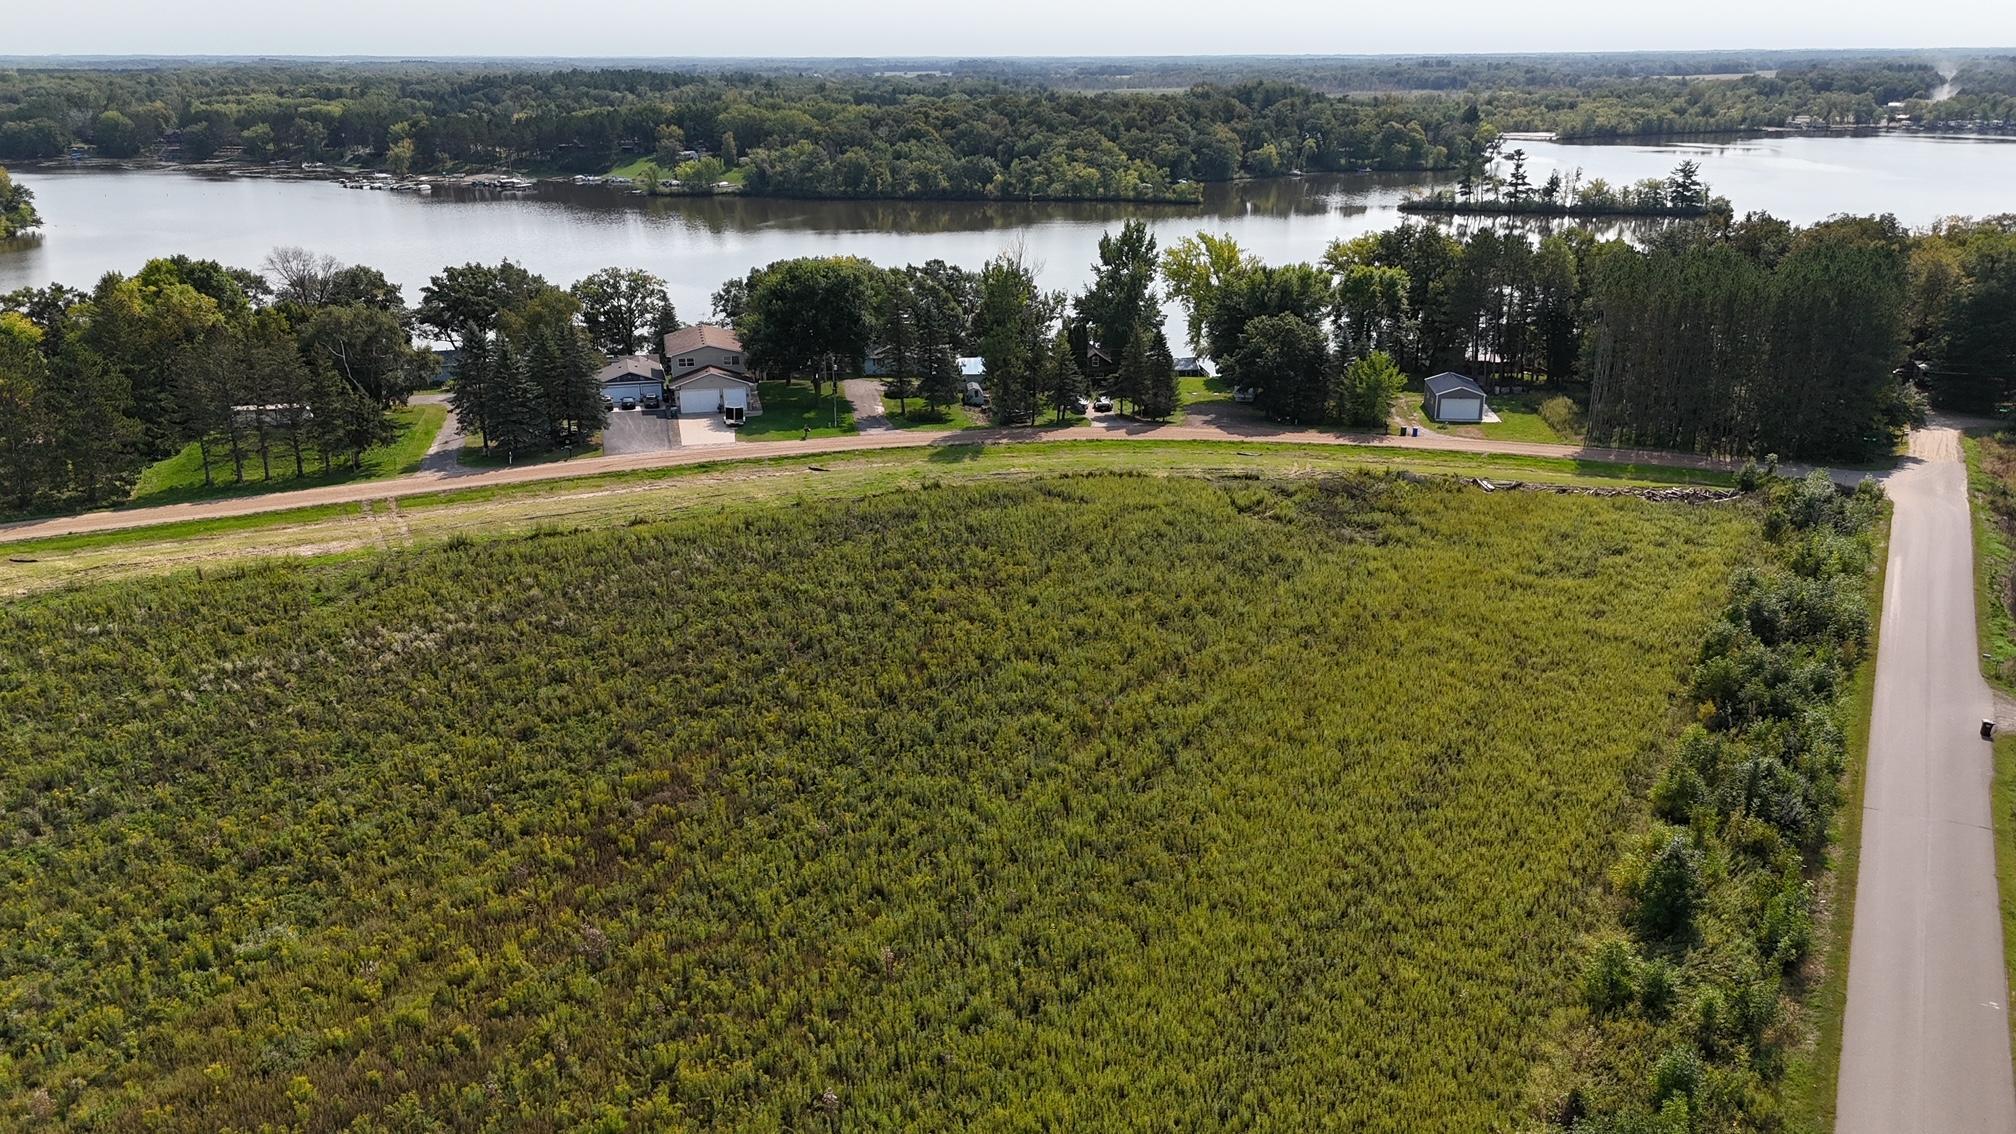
677, 387, 719, 415
722, 387, 749, 410
604, 382, 661, 403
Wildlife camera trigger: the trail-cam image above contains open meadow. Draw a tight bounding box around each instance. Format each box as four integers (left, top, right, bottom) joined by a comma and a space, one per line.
0, 470, 1772, 1130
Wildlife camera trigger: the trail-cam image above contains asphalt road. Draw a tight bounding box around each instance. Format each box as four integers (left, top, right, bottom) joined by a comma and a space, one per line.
1838, 425, 2016, 1131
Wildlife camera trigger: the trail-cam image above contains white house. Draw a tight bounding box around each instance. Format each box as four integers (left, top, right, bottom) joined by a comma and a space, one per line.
1423, 372, 1488, 423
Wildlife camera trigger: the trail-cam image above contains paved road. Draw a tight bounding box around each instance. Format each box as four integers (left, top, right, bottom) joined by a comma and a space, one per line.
0, 417, 1748, 544
1838, 425, 2016, 1132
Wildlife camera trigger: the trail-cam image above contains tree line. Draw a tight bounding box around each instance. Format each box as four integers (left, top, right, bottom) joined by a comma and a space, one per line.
0, 253, 689, 512
0, 164, 37, 237
711, 237, 1182, 426
1, 253, 427, 514
0, 67, 1496, 202
4, 58, 2007, 200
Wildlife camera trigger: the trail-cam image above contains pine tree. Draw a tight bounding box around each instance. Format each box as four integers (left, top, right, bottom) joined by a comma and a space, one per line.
918, 346, 961, 415
1041, 331, 1085, 423
1114, 332, 1149, 416
1136, 327, 1179, 420
449, 328, 497, 453
488, 340, 548, 462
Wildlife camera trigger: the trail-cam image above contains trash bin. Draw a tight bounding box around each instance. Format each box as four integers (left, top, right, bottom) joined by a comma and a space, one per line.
1984, 719, 1997, 740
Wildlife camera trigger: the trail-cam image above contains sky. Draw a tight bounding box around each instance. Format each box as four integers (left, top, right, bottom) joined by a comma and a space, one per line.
11, 0, 2016, 57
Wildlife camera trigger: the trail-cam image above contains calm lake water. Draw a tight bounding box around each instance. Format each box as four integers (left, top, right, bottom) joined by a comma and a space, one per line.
5, 132, 2013, 337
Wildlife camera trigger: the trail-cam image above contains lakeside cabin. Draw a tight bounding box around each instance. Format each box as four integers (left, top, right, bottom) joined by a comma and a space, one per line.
1423, 372, 1489, 424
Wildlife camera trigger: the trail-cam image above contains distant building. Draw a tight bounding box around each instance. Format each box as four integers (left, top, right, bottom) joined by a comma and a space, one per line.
1174, 356, 1217, 378
1423, 372, 1488, 423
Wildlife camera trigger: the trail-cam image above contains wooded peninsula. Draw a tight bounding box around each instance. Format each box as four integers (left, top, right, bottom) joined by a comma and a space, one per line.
0, 53, 2011, 202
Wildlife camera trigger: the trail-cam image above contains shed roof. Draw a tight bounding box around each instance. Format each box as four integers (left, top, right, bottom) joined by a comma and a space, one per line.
957, 356, 986, 378
1424, 372, 1486, 399
662, 324, 743, 356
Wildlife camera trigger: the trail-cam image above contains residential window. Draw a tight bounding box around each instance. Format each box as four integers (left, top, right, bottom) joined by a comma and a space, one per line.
728, 354, 741, 365
676, 357, 695, 367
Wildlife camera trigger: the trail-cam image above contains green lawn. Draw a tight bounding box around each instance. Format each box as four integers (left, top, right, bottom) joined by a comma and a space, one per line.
128, 404, 446, 508
0, 473, 1758, 1131
887, 402, 987, 431
738, 380, 858, 440
1962, 433, 2016, 1062
1179, 374, 1234, 406
1402, 390, 1586, 445
457, 434, 602, 469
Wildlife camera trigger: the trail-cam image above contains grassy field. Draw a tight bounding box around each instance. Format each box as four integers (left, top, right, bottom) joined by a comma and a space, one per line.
0, 440, 1735, 599
0, 472, 1759, 1131
739, 380, 857, 440
457, 434, 602, 469
1963, 432, 2016, 1059
128, 404, 446, 507
886, 402, 987, 431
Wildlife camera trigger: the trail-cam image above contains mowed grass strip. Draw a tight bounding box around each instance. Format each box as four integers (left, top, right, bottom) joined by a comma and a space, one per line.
0, 474, 1755, 1130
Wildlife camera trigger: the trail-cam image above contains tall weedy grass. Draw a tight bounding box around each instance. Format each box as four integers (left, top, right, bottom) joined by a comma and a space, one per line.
0, 473, 1757, 1131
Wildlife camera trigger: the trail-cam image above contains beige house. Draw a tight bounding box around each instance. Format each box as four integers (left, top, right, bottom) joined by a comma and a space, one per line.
662, 324, 748, 380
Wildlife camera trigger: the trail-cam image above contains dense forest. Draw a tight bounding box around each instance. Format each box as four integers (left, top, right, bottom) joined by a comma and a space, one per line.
0, 54, 2010, 200
0, 255, 693, 513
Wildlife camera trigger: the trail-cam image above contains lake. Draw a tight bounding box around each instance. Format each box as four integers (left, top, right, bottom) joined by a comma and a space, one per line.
5, 131, 2013, 340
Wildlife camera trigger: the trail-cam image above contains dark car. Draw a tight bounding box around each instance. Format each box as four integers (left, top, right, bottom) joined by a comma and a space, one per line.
600, 394, 614, 410
642, 393, 662, 409
1092, 396, 1114, 412
619, 396, 638, 411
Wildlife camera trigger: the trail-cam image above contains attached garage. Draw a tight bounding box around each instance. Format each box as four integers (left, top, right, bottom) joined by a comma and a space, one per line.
671, 366, 759, 416
1423, 372, 1488, 424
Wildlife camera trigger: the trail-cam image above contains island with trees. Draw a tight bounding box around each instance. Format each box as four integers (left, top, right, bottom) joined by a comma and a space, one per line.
1400, 155, 1725, 218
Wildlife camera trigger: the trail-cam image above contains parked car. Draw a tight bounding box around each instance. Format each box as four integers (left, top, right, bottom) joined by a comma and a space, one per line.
723, 406, 747, 428
642, 393, 661, 409
1068, 399, 1089, 415
601, 394, 614, 410
619, 396, 638, 411
1092, 396, 1114, 412
1233, 386, 1258, 403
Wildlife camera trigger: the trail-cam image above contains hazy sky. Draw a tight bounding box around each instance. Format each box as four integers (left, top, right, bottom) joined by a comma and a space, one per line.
13, 0, 2016, 57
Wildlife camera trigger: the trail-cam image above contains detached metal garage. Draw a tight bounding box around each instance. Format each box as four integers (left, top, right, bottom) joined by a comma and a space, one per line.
1423, 372, 1488, 423
671, 366, 759, 416
596, 355, 664, 403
